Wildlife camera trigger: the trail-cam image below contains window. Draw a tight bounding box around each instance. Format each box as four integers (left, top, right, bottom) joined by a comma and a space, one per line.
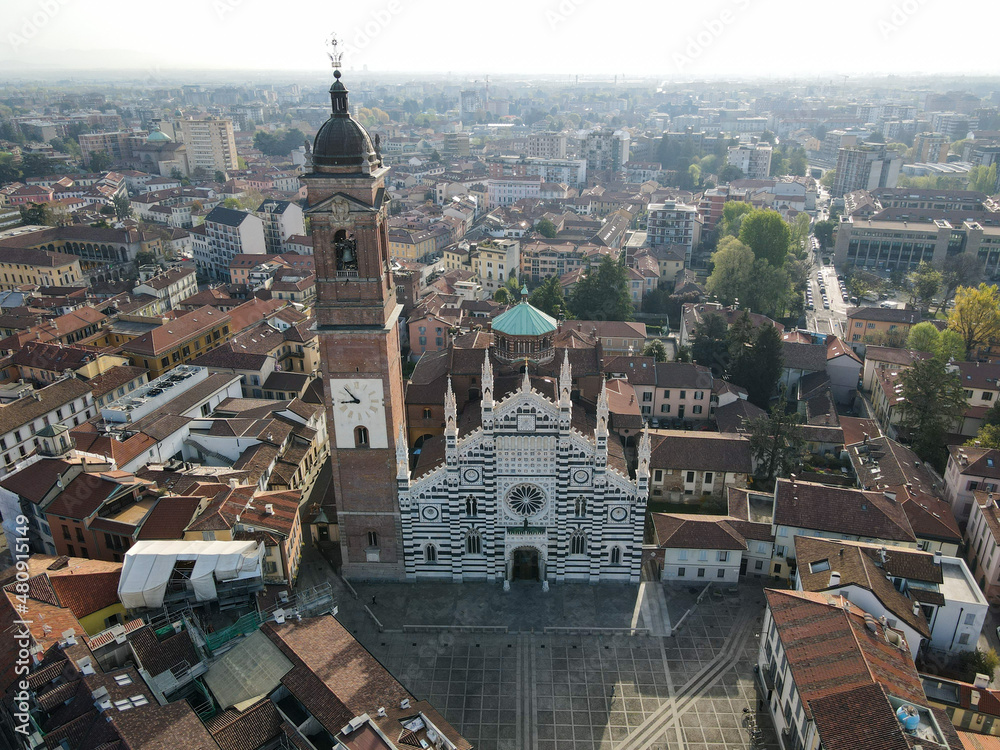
958, 632, 971, 645
662, 390, 670, 398
76, 528, 84, 543
610, 547, 621, 564
757, 542, 768, 554
679, 549, 688, 561
660, 404, 670, 413
686, 471, 695, 483
985, 392, 994, 401
423, 408, 432, 419
697, 568, 705, 578
717, 569, 725, 578
677, 567, 686, 577
699, 550, 708, 561
62, 525, 70, 540
809, 559, 831, 574
718, 551, 728, 562
354, 426, 369, 447
778, 525, 788, 537
574, 497, 586, 517
679, 390, 686, 399
367, 530, 378, 548
694, 391, 704, 400
755, 560, 764, 571
654, 470, 663, 482
642, 391, 652, 402
965, 613, 977, 626
692, 405, 703, 415
465, 496, 478, 516
466, 532, 482, 555
571, 531, 586, 555
704, 472, 713, 485
425, 544, 437, 563
776, 545, 786, 558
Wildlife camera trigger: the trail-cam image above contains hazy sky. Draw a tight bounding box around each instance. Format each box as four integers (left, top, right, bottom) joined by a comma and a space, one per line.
2, 0, 996, 80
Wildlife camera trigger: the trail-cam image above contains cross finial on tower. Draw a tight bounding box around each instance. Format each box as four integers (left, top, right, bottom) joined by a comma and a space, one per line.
325, 33, 344, 77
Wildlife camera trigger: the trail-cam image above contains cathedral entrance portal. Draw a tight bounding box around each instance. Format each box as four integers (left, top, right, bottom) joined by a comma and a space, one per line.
511, 547, 540, 582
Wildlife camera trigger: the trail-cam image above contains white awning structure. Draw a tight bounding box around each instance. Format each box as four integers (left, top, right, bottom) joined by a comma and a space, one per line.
118, 540, 263, 610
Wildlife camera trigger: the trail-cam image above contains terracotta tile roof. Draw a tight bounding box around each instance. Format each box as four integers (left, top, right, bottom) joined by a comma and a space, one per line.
826, 334, 861, 363
840, 416, 882, 447
602, 356, 657, 385
864, 346, 931, 367
205, 698, 282, 750
0, 377, 92, 436
128, 625, 199, 679
847, 306, 922, 324
714, 398, 766, 434
110, 700, 220, 750
262, 616, 413, 737
0, 457, 73, 504
137, 496, 202, 540
651, 513, 748, 550
958, 730, 1000, 750
783, 341, 828, 372
649, 430, 752, 473
44, 472, 128, 519
794, 536, 931, 637
87, 366, 148, 399
653, 362, 714, 389
774, 478, 916, 543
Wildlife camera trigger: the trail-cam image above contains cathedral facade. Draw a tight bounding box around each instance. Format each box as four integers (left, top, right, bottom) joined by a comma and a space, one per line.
397, 352, 649, 585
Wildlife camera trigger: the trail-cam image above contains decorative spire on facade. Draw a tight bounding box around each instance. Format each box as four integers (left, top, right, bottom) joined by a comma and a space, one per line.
637, 425, 651, 481
482, 350, 494, 406
521, 361, 531, 393
444, 376, 457, 435
396, 424, 409, 481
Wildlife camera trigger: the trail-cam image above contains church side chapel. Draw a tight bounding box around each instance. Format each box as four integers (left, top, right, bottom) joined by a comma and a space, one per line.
307, 40, 648, 584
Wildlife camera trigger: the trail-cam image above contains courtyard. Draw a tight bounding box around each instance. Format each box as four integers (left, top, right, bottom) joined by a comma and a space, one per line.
297, 548, 781, 750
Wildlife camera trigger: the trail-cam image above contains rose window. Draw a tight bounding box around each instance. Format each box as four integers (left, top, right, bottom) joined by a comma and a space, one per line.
506, 484, 545, 516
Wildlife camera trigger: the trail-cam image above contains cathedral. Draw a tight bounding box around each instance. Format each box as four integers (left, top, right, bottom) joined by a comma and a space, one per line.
305, 60, 648, 584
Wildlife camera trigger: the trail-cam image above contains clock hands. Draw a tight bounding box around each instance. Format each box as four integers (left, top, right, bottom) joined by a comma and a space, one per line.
341, 387, 361, 404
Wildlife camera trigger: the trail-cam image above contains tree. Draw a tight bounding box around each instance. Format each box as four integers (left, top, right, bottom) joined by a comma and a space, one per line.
493, 287, 514, 305
112, 194, 132, 222
705, 237, 755, 305
718, 201, 752, 238
969, 164, 998, 195
729, 322, 784, 408
641, 339, 668, 362
747, 394, 805, 489
20, 153, 58, 178
253, 128, 307, 157
738, 209, 790, 267
968, 424, 1000, 450
899, 357, 967, 469
820, 169, 836, 189
19, 202, 54, 226
813, 220, 836, 250
88, 150, 113, 173
214, 170, 226, 183
940, 254, 985, 310
717, 164, 744, 183
949, 284, 1000, 359
985, 400, 1000, 428
906, 322, 940, 353
938, 329, 965, 362
0, 152, 21, 183
529, 276, 566, 319
568, 255, 633, 322
907, 262, 942, 308
789, 213, 812, 257
691, 313, 730, 377
959, 648, 1000, 684
535, 218, 557, 238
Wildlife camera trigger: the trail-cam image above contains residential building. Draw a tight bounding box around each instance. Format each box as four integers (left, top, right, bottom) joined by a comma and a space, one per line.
192, 206, 267, 281
846, 306, 921, 347
832, 143, 902, 197
646, 200, 700, 262
118, 307, 233, 378
794, 535, 987, 657
647, 430, 751, 501
487, 155, 587, 187
528, 131, 568, 159
727, 142, 773, 180
914, 132, 950, 163
0, 377, 96, 477
861, 346, 931, 392
175, 116, 238, 173
679, 302, 783, 348
945, 445, 1000, 525
964, 489, 1000, 600
921, 674, 1000, 737
758, 588, 960, 750
0, 247, 83, 290
132, 267, 198, 311
487, 176, 541, 208
651, 513, 761, 584
825, 335, 863, 403
256, 198, 306, 254
469, 238, 520, 298
583, 129, 630, 173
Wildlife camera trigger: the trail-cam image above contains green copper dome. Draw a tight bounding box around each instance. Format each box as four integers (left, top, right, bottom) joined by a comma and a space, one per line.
492, 301, 557, 337
147, 129, 172, 143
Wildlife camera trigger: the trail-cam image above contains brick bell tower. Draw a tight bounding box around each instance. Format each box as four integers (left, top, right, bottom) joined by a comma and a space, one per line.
304, 43, 406, 579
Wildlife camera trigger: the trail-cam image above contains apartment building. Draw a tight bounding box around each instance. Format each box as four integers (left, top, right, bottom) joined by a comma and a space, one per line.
255, 198, 306, 254
846, 306, 921, 346
132, 267, 198, 311
119, 306, 233, 378
487, 176, 541, 208
175, 117, 238, 173
192, 206, 266, 281
646, 200, 700, 262
832, 144, 902, 197
0, 247, 83, 290
944, 445, 1000, 525
583, 129, 630, 173
913, 132, 950, 163
727, 142, 773, 180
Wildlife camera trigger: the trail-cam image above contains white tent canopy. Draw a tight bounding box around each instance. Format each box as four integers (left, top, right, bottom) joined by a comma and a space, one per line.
118, 540, 263, 610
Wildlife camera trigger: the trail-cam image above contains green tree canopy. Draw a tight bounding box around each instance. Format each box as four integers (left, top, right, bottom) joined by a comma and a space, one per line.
747, 391, 804, 490
87, 150, 113, 173
19, 202, 54, 226
938, 329, 966, 362
940, 254, 985, 309
906, 322, 940, 353
705, 237, 754, 305
535, 218, 558, 238
528, 275, 566, 319
899, 356, 967, 469
729, 317, 784, 408
112, 194, 132, 222
641, 339, 668, 362
813, 220, 836, 250
690, 312, 730, 377
718, 201, 753, 238
948, 284, 1000, 359
907, 262, 942, 308
253, 128, 307, 156
738, 209, 791, 267
568, 255, 634, 322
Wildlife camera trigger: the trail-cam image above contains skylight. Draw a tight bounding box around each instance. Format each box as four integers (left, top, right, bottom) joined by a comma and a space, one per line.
810, 559, 831, 574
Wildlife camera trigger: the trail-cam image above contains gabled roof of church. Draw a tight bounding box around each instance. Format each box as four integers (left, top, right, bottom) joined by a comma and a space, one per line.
491, 301, 557, 337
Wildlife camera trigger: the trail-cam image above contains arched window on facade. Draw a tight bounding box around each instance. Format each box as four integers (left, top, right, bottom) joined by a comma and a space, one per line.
465, 532, 482, 555
610, 546, 622, 565
571, 531, 586, 555
574, 497, 586, 517
466, 496, 478, 517
367, 530, 378, 548
425, 544, 437, 563
354, 426, 369, 447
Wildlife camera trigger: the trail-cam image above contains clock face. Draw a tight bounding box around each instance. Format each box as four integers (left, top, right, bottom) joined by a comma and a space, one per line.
573, 469, 590, 485
421, 506, 439, 521
610, 506, 628, 523
463, 468, 481, 485
329, 377, 388, 449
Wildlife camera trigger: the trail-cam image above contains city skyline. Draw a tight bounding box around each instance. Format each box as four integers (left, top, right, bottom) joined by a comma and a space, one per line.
2, 0, 997, 80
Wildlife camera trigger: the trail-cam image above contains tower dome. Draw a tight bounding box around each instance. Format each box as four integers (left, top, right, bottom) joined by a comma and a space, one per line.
311, 70, 382, 173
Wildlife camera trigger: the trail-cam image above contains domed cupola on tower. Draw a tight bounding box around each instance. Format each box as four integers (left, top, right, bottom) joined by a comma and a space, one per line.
311, 70, 382, 174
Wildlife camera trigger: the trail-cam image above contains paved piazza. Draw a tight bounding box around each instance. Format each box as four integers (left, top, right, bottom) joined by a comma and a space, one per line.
298, 550, 781, 750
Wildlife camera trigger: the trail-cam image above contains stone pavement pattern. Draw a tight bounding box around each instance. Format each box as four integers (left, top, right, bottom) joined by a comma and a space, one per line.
296, 548, 780, 750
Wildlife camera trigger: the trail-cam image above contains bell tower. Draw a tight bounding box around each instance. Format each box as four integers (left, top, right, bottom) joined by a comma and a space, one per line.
304, 37, 406, 579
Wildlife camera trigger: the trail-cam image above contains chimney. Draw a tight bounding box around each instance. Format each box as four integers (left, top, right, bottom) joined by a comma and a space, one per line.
829, 571, 841, 587
933, 550, 942, 565
913, 601, 921, 616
